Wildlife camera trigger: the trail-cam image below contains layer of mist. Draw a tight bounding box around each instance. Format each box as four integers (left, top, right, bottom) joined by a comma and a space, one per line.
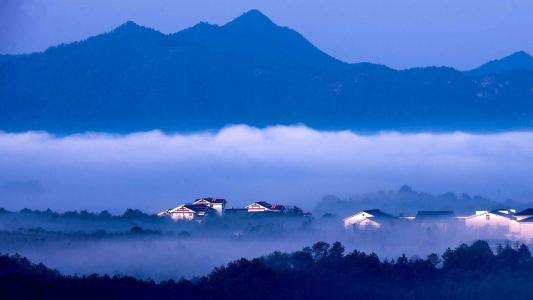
2, 125, 533, 212
0, 207, 527, 280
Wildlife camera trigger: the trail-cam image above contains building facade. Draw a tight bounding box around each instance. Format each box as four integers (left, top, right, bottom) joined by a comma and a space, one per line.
343, 208, 533, 241
343, 209, 398, 230
167, 204, 216, 221
245, 201, 285, 213
415, 211, 457, 231
464, 209, 519, 234
193, 198, 227, 215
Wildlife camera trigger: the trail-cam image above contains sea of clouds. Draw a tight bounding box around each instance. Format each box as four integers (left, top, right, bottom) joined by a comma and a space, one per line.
1, 125, 533, 212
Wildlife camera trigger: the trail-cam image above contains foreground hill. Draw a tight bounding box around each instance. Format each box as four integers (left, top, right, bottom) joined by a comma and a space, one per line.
1, 241, 533, 300
1, 10, 533, 133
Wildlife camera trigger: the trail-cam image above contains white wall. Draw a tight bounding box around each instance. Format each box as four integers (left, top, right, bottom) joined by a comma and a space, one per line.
344, 212, 368, 228
517, 222, 533, 241
465, 213, 513, 230
212, 203, 224, 215
171, 212, 194, 221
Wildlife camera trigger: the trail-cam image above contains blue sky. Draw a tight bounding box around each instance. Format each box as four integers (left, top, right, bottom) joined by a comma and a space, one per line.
2, 0, 533, 69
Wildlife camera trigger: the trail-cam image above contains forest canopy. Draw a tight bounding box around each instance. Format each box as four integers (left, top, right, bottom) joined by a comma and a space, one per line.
1, 240, 533, 300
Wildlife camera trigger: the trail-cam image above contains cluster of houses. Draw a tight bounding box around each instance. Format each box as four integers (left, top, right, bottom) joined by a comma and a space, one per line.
157, 198, 289, 221
343, 208, 533, 240
158, 197, 533, 241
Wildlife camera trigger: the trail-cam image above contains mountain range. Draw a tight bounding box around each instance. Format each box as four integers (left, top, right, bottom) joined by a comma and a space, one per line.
1, 9, 533, 133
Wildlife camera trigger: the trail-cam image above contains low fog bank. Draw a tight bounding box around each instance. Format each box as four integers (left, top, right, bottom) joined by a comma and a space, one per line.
0, 208, 529, 280
1, 125, 533, 212
0, 235, 475, 281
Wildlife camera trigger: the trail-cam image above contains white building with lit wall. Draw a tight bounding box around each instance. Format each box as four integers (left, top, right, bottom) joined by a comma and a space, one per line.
193, 197, 227, 215
343, 209, 398, 230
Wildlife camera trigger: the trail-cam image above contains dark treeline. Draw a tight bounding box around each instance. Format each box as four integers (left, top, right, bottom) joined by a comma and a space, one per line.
0, 206, 313, 243
0, 207, 158, 221
1, 241, 533, 300
315, 185, 533, 216
0, 207, 170, 238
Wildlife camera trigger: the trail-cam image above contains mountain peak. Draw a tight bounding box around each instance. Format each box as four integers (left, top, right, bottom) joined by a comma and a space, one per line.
241, 9, 270, 19
115, 21, 143, 31
507, 50, 533, 60
110, 21, 163, 37
225, 9, 276, 28
466, 50, 533, 76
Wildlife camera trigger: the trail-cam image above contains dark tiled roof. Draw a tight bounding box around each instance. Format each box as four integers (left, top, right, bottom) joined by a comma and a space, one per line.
416, 211, 455, 220
248, 201, 285, 211
518, 216, 533, 223
363, 209, 396, 219
183, 204, 216, 213
516, 208, 533, 216
256, 201, 273, 209
491, 208, 513, 212
195, 197, 227, 204
489, 209, 515, 219
246, 201, 273, 209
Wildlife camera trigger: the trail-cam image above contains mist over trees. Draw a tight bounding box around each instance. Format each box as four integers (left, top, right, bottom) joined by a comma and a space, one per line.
1, 240, 533, 300
314, 185, 533, 216
1, 197, 532, 282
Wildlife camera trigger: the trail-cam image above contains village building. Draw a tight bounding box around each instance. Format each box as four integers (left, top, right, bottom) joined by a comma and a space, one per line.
158, 199, 289, 220
515, 208, 533, 221
157, 196, 533, 240
338, 206, 533, 242
516, 217, 533, 241
464, 209, 521, 236
343, 209, 398, 230
193, 197, 227, 215
157, 210, 171, 217
414, 211, 457, 231
166, 204, 217, 221
245, 201, 285, 213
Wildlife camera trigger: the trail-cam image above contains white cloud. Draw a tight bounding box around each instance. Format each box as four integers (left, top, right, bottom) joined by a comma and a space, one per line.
1, 125, 533, 211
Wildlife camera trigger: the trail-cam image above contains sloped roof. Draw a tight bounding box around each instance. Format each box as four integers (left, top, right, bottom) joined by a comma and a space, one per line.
518, 216, 533, 223
157, 210, 170, 216
343, 209, 398, 225
169, 204, 216, 214
256, 201, 273, 209
516, 208, 533, 216
194, 197, 227, 204
168, 204, 187, 213
363, 209, 396, 219
183, 204, 216, 213
465, 210, 514, 220
245, 201, 285, 211
489, 209, 516, 219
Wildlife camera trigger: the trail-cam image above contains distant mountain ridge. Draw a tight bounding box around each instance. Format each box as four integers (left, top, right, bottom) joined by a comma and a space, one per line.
466, 51, 533, 76
1, 9, 533, 133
